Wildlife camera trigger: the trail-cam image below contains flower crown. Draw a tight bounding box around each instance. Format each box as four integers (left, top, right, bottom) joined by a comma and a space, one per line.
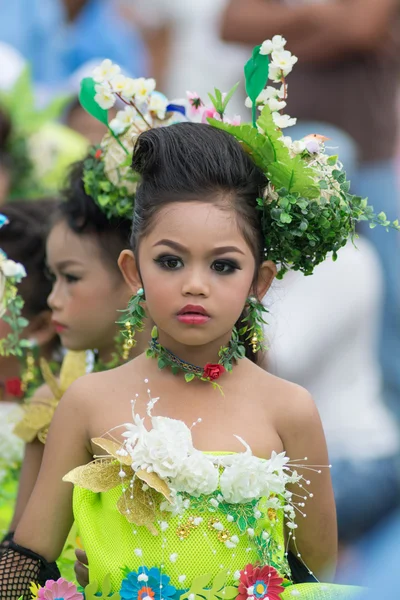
0, 214, 29, 357
82, 41, 399, 274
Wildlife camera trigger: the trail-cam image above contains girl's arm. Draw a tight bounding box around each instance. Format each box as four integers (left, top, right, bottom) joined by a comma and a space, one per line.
0, 380, 92, 597
279, 386, 337, 581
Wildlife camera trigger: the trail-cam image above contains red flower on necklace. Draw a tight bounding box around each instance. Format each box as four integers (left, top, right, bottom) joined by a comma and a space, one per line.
94, 148, 102, 160
203, 363, 225, 381
237, 564, 284, 600
5, 377, 23, 398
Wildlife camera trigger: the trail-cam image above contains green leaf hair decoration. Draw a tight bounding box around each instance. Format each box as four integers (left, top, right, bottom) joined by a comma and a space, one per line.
79, 77, 109, 126
244, 45, 270, 126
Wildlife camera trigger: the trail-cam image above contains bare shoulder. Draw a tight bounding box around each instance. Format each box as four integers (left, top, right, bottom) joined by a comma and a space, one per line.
245, 360, 318, 426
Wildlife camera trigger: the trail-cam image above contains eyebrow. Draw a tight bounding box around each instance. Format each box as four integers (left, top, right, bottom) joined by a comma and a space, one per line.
51, 260, 84, 270
153, 239, 245, 256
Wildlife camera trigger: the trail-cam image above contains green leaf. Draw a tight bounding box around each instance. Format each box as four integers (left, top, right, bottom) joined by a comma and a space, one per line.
327, 155, 338, 166
208, 118, 275, 169
185, 373, 195, 383
151, 326, 158, 338
211, 571, 229, 593
268, 159, 319, 198
244, 45, 270, 126
222, 82, 239, 113
219, 587, 239, 600
190, 573, 213, 593
80, 77, 109, 125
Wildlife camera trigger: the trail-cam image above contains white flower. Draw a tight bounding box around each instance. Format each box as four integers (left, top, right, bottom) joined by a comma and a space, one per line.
259, 40, 273, 55
245, 96, 253, 108
271, 35, 287, 51
133, 77, 156, 100
257, 86, 284, 104
169, 553, 178, 563
149, 93, 168, 120
92, 59, 121, 83
130, 416, 193, 479
111, 74, 129, 94
109, 107, 137, 135
268, 64, 283, 83
267, 98, 286, 112
121, 413, 146, 446
271, 50, 298, 77
1, 259, 26, 279
120, 77, 138, 100
272, 112, 297, 129
94, 83, 116, 110
280, 135, 293, 149
172, 451, 219, 497
291, 140, 306, 155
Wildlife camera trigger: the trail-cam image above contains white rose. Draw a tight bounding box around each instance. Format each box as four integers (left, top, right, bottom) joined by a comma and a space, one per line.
1, 260, 26, 279
220, 454, 266, 503
291, 140, 306, 155
172, 452, 219, 497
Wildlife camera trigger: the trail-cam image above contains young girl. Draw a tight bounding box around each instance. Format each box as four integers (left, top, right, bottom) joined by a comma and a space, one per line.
0, 42, 394, 599
1, 154, 150, 553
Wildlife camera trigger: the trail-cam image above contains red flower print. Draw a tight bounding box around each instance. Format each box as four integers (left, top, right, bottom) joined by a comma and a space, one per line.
203, 363, 225, 381
5, 377, 23, 398
237, 564, 284, 600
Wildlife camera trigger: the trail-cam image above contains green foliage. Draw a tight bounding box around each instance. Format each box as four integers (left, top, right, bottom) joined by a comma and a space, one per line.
180, 571, 238, 600
208, 83, 239, 118
80, 77, 109, 125
117, 289, 146, 345
84, 574, 121, 600
83, 147, 139, 220
0, 280, 28, 358
244, 45, 270, 126
207, 118, 275, 170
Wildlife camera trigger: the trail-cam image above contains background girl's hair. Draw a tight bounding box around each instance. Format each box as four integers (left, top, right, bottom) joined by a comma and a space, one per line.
131, 122, 269, 362
57, 159, 132, 274
0, 198, 57, 317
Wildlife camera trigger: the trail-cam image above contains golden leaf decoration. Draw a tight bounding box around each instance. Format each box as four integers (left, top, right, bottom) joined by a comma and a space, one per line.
117, 478, 159, 535
136, 469, 173, 503
92, 437, 133, 466
63, 458, 130, 492
59, 350, 87, 390
13, 402, 57, 443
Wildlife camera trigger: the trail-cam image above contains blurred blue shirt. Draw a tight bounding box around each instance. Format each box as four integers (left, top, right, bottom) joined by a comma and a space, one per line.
0, 0, 147, 84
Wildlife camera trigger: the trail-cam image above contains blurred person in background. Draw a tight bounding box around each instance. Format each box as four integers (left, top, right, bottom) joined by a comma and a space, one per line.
0, 200, 60, 404
221, 0, 400, 424
0, 0, 147, 90
263, 236, 400, 549
121, 0, 248, 115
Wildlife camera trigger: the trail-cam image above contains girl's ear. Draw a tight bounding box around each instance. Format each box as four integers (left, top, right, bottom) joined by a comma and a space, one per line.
254, 261, 277, 300
118, 250, 143, 293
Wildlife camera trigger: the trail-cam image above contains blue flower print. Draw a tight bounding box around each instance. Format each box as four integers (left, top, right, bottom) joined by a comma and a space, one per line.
120, 566, 178, 600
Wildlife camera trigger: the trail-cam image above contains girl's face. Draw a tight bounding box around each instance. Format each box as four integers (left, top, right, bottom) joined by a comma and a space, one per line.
135, 201, 270, 354
46, 220, 131, 356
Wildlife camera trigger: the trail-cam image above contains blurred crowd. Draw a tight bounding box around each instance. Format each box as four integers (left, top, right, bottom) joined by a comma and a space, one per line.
0, 0, 399, 589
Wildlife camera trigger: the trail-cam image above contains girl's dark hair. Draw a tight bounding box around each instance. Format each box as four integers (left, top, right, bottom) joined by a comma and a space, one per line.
57, 159, 132, 274
0, 199, 57, 317
131, 122, 268, 361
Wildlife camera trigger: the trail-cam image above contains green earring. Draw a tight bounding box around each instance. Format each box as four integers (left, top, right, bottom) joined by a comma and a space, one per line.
118, 288, 146, 356
240, 296, 269, 353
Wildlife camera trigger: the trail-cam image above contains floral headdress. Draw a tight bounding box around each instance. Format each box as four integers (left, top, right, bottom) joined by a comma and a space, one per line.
0, 214, 29, 356
79, 61, 184, 220
84, 41, 399, 275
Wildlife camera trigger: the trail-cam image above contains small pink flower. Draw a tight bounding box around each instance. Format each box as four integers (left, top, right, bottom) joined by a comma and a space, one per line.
229, 115, 241, 126
186, 91, 204, 115
202, 106, 221, 123
38, 578, 83, 600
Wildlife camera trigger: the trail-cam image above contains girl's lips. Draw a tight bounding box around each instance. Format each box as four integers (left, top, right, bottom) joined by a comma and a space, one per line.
52, 321, 67, 333
177, 314, 210, 325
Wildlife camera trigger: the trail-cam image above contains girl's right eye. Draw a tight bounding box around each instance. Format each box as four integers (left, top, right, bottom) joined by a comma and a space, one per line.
154, 255, 184, 270
64, 273, 80, 283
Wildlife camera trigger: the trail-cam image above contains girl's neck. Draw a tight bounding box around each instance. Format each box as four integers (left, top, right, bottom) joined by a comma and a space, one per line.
156, 330, 232, 368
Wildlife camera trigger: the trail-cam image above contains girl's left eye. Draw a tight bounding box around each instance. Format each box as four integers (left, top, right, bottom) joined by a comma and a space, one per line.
64, 273, 80, 283
212, 260, 240, 274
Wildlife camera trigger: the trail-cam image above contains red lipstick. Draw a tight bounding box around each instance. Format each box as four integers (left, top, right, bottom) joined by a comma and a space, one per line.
177, 305, 210, 325
52, 320, 67, 333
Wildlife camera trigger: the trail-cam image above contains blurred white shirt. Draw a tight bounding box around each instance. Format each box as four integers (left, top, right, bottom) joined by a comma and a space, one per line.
132, 0, 249, 116
265, 237, 399, 460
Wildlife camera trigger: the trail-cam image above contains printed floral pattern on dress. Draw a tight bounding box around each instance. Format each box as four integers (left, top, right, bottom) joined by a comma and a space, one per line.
237, 564, 284, 600
120, 566, 178, 600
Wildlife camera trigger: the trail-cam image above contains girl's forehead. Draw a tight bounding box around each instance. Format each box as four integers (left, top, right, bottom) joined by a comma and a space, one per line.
146, 201, 245, 243
46, 220, 102, 265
